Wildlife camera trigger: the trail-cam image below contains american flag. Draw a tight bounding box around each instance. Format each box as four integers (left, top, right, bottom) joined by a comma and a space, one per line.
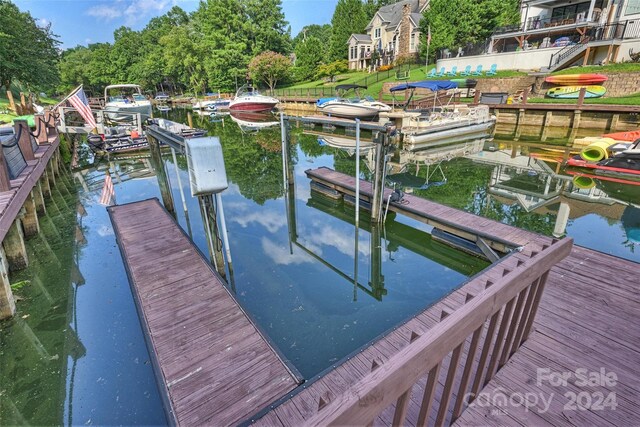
99, 171, 115, 206
68, 86, 96, 130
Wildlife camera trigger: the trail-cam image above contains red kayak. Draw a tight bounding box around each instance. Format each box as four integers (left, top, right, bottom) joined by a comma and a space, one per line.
602, 130, 640, 142
545, 73, 608, 86
566, 155, 640, 176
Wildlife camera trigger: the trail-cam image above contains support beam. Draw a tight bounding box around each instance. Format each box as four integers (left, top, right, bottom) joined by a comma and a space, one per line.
582, 46, 591, 66
0, 246, 16, 320
2, 219, 28, 270
40, 174, 52, 199
21, 192, 40, 237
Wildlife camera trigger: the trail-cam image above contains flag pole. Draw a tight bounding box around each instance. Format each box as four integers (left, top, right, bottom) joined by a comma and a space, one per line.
425, 25, 431, 71
51, 84, 83, 112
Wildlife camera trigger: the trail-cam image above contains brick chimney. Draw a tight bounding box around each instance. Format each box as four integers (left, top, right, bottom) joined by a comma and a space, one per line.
398, 3, 411, 57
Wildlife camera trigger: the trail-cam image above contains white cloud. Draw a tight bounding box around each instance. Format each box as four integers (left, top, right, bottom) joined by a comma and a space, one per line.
261, 238, 313, 266
86, 0, 173, 24
36, 18, 50, 28
232, 210, 287, 233
86, 4, 123, 20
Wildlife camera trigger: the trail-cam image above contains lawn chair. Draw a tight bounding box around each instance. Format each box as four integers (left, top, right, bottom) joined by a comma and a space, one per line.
446, 66, 458, 76
435, 67, 446, 77
460, 65, 472, 76
427, 68, 437, 78
471, 65, 483, 76
485, 64, 498, 76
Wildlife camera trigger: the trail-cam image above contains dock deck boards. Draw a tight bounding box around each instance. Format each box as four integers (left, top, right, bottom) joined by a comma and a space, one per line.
109, 199, 299, 426
253, 167, 640, 426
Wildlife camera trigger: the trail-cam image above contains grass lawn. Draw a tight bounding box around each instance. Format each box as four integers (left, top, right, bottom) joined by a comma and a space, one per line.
551, 62, 640, 75
280, 72, 370, 90
527, 92, 640, 105
0, 92, 57, 125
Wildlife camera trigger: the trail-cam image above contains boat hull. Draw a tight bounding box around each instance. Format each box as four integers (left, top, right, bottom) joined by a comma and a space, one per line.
544, 74, 608, 86
104, 103, 152, 121
229, 101, 277, 112
405, 120, 495, 150
319, 103, 390, 119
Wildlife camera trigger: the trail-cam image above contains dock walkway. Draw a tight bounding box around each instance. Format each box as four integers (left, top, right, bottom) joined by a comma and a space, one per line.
253, 167, 640, 426
109, 199, 300, 426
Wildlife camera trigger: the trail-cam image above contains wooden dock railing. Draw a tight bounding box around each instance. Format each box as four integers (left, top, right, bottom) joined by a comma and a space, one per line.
304, 237, 573, 426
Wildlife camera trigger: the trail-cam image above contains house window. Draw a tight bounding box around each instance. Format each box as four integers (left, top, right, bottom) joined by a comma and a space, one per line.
626, 0, 640, 15
410, 33, 415, 51
375, 28, 381, 38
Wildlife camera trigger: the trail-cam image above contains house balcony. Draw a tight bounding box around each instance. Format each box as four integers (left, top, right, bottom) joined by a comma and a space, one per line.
493, 11, 602, 41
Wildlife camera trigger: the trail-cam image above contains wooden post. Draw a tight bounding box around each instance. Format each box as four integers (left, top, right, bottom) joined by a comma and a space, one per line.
577, 87, 586, 108
582, 46, 591, 66
21, 192, 40, 237
34, 181, 47, 215
19, 92, 27, 111
187, 112, 194, 129
47, 162, 56, 186
148, 134, 176, 216
3, 219, 28, 270
35, 114, 48, 144
40, 173, 52, 198
6, 91, 16, 113
0, 142, 12, 192
609, 113, 620, 132
13, 120, 35, 161
521, 87, 530, 104
0, 246, 15, 320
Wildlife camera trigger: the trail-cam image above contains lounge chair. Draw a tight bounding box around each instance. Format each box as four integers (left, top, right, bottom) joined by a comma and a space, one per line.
485, 64, 498, 76
460, 65, 472, 76
435, 67, 446, 77
471, 65, 483, 76
427, 68, 437, 78
446, 66, 458, 77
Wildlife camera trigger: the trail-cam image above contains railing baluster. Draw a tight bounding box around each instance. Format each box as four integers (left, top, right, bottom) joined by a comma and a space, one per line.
499, 288, 528, 367
416, 363, 441, 426
452, 326, 482, 420
484, 298, 515, 386
522, 271, 550, 339
435, 344, 463, 426
392, 389, 412, 426
511, 278, 541, 353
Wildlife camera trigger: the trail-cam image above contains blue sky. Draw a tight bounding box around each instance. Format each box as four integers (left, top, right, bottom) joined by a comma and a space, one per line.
15, 0, 338, 49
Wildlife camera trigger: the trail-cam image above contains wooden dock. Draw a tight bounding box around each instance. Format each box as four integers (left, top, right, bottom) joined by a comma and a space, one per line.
108, 199, 300, 426
251, 167, 640, 426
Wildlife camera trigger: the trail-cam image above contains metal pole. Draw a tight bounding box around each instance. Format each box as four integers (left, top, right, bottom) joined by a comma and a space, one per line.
280, 112, 288, 194
215, 192, 232, 265
170, 148, 188, 213
355, 119, 361, 228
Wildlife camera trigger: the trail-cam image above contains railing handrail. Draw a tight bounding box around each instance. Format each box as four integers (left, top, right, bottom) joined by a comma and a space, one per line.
305, 237, 573, 426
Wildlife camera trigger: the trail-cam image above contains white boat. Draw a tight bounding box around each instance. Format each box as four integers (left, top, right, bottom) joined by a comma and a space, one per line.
104, 84, 152, 122
317, 85, 392, 119
317, 134, 375, 155
155, 93, 170, 101
229, 85, 279, 112
385, 80, 496, 151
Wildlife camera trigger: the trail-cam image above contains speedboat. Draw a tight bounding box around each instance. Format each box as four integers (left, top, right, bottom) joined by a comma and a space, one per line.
317, 85, 391, 119
155, 92, 170, 101
229, 85, 279, 112
104, 84, 152, 122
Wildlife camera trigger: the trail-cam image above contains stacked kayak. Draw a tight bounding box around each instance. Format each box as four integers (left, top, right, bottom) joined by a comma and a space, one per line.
545, 74, 608, 99
545, 74, 608, 85
602, 129, 640, 142
546, 85, 606, 99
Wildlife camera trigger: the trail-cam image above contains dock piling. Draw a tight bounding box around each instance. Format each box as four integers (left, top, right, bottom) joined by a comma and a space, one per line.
14, 120, 35, 161
0, 247, 15, 320
3, 219, 28, 270
21, 192, 40, 237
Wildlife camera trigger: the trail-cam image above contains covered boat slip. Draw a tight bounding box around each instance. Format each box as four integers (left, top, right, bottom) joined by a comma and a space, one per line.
253, 168, 640, 426
108, 199, 300, 426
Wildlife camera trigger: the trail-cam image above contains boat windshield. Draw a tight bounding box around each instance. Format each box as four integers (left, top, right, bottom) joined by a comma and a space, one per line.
133, 94, 147, 101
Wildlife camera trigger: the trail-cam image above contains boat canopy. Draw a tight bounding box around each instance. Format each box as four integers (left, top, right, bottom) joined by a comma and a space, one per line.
390, 80, 458, 92
335, 84, 367, 91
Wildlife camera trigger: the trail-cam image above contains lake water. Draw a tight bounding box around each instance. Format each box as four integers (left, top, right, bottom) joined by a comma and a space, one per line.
0, 107, 637, 425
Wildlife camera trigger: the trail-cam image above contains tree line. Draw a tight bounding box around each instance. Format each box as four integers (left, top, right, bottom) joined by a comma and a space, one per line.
1, 0, 519, 96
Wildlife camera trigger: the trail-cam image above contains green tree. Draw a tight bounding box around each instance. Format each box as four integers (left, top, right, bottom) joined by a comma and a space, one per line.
316, 60, 348, 82
160, 25, 208, 96
293, 36, 323, 82
0, 0, 59, 91
293, 24, 331, 50
329, 0, 368, 61
248, 51, 292, 91
244, 0, 291, 55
